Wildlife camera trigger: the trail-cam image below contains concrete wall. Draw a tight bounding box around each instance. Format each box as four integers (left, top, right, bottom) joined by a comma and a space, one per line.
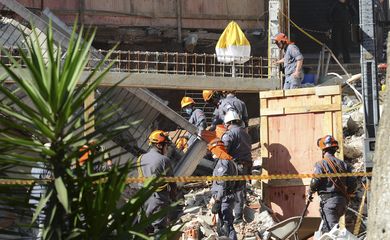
17, 0, 266, 29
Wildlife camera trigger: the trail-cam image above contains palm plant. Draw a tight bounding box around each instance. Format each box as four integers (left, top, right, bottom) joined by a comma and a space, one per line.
0, 23, 179, 239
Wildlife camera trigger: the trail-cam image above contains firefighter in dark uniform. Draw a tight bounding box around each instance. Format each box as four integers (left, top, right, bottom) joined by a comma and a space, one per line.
209, 138, 238, 240
218, 92, 249, 128
221, 110, 252, 223
137, 130, 177, 235
181, 96, 207, 147
309, 135, 357, 233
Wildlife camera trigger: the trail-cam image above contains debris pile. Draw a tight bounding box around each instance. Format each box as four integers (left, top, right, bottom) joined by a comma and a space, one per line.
177, 186, 276, 240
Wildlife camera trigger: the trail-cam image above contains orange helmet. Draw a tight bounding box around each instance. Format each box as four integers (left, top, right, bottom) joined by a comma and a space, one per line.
149, 130, 171, 145
317, 135, 339, 151
202, 90, 214, 102
79, 145, 91, 166
181, 96, 195, 108
208, 138, 232, 160
273, 33, 289, 43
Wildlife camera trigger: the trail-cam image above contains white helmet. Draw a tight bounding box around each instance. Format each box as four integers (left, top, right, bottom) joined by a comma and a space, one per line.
224, 110, 241, 124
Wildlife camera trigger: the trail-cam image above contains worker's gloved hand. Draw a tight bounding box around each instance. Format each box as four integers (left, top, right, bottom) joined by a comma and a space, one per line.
211, 201, 221, 214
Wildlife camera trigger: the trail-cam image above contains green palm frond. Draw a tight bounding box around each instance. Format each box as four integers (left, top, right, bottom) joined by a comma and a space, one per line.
0, 21, 179, 239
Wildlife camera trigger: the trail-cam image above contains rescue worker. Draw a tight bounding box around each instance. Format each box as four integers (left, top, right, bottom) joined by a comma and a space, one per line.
309, 135, 357, 234
203, 90, 224, 131
218, 91, 249, 128
137, 130, 177, 235
273, 33, 304, 90
181, 96, 207, 131
78, 141, 112, 172
209, 138, 238, 240
221, 110, 252, 223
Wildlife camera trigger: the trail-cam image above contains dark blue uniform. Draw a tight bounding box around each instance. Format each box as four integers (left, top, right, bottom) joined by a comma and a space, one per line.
211, 159, 239, 240
187, 108, 207, 146
222, 124, 252, 221
138, 148, 177, 234
310, 152, 357, 233
217, 94, 249, 128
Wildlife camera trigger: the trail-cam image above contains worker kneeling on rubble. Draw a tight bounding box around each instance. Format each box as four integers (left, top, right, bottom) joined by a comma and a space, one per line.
221, 110, 252, 224
137, 130, 177, 235
309, 135, 357, 234
209, 138, 239, 240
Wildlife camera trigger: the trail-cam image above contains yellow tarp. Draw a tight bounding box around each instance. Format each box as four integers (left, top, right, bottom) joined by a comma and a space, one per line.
215, 21, 251, 64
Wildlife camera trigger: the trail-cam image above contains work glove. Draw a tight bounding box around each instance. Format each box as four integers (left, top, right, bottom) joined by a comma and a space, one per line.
211, 201, 222, 214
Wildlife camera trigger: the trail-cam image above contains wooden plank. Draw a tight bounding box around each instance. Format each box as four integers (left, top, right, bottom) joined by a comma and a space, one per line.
284, 104, 341, 115
267, 186, 321, 220
260, 90, 284, 99
260, 107, 285, 116
259, 85, 343, 220
333, 94, 344, 159
260, 116, 269, 158
284, 87, 316, 96
323, 112, 333, 135
315, 85, 341, 96
268, 178, 312, 187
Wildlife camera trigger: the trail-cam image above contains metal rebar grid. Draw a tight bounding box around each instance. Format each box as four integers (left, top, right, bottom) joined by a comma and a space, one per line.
94, 50, 271, 78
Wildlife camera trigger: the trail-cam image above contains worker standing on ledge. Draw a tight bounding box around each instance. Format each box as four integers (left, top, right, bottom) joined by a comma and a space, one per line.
137, 130, 177, 235
221, 110, 252, 224
309, 135, 357, 234
273, 33, 304, 90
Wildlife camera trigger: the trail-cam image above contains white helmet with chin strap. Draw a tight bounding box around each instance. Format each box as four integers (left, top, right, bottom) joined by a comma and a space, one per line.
224, 110, 241, 124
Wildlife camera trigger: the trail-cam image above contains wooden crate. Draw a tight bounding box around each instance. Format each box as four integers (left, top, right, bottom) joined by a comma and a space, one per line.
259, 85, 343, 220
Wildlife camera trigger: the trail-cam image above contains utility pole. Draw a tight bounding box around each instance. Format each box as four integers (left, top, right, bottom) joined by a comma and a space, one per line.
359, 0, 380, 173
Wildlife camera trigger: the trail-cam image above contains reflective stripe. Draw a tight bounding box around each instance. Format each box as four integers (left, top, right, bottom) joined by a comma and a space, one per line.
137, 155, 143, 178
137, 154, 168, 192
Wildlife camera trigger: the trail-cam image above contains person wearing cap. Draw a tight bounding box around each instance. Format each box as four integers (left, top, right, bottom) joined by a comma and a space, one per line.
181, 96, 207, 132
309, 135, 357, 234
218, 91, 249, 129
273, 33, 304, 90
137, 130, 177, 235
221, 110, 252, 224
209, 138, 239, 240
202, 90, 224, 131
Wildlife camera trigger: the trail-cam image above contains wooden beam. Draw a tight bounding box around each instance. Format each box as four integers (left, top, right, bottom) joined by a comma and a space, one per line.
1, 69, 279, 92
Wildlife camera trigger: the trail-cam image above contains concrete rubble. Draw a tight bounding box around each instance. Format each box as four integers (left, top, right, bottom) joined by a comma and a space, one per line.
176, 186, 276, 240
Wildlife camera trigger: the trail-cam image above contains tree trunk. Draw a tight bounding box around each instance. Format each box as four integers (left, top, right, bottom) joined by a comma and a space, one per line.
367, 33, 390, 238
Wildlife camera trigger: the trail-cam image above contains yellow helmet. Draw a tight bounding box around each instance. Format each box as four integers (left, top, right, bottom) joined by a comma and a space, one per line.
181, 97, 195, 108
202, 90, 214, 102
148, 130, 170, 145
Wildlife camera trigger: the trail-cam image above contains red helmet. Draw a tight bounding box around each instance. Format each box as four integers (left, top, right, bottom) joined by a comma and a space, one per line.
317, 135, 339, 150
273, 33, 289, 43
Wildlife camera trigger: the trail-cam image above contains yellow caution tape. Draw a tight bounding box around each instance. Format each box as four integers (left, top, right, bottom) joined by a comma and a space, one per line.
279, 11, 324, 47
0, 172, 372, 185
